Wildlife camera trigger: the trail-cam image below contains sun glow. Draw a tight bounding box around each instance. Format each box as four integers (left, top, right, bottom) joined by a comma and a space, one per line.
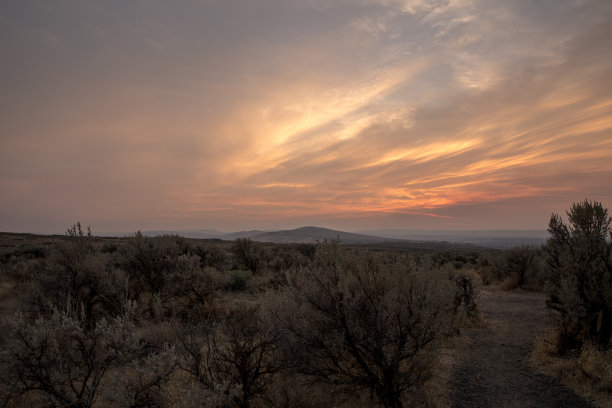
2, 0, 612, 232
365, 139, 481, 168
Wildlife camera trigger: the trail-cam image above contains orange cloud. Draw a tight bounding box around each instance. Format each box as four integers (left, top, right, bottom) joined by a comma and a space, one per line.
1, 0, 611, 232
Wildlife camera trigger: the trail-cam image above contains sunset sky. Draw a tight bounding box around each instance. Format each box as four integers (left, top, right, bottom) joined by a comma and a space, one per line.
1, 0, 612, 234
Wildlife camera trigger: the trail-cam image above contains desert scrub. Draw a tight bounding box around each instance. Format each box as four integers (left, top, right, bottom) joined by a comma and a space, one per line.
450, 268, 483, 327
532, 330, 612, 407
18, 223, 128, 326
274, 242, 457, 408
175, 303, 283, 408
227, 269, 252, 291
530, 199, 612, 408
0, 308, 138, 407
500, 245, 546, 291
232, 238, 268, 274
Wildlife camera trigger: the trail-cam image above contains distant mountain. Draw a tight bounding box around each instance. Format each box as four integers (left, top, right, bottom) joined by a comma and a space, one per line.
111, 227, 547, 249
358, 229, 549, 249
140, 229, 227, 239
220, 230, 268, 240
140, 229, 271, 240
248, 226, 399, 245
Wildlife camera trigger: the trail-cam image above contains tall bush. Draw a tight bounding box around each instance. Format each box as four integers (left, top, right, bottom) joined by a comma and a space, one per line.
277, 243, 455, 408
176, 304, 282, 408
23, 223, 127, 326
232, 238, 267, 274
545, 199, 612, 349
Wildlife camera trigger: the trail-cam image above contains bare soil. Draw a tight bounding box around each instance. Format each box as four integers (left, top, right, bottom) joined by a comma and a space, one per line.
449, 287, 596, 408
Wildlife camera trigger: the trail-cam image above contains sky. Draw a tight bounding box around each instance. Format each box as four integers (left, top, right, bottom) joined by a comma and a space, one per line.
1, 0, 612, 234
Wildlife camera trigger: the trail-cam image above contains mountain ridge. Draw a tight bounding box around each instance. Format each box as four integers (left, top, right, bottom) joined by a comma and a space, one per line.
128, 226, 548, 249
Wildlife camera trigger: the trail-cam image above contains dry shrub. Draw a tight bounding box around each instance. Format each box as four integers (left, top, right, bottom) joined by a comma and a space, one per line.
501, 245, 546, 291
226, 269, 252, 291
475, 254, 505, 286
531, 330, 612, 408
18, 224, 128, 326
449, 268, 484, 328
579, 343, 612, 392
395, 340, 456, 408
120, 233, 227, 322
120, 233, 190, 319
174, 302, 283, 408
499, 273, 521, 291
232, 238, 268, 274
0, 308, 139, 407
99, 348, 176, 407
193, 244, 228, 272
276, 243, 457, 408
477, 246, 546, 291
266, 373, 350, 408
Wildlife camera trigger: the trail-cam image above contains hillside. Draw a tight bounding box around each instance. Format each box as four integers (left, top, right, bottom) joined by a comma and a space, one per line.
247, 226, 398, 244
120, 227, 547, 249
360, 229, 549, 249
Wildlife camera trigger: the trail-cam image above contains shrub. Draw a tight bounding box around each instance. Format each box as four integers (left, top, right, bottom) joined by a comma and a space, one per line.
0, 308, 138, 407
545, 199, 612, 350
475, 247, 546, 291
99, 346, 177, 407
121, 233, 196, 319
175, 304, 282, 408
500, 245, 546, 291
277, 242, 456, 408
193, 244, 228, 271
167, 254, 227, 321
227, 269, 252, 291
475, 254, 496, 285
121, 232, 190, 294
100, 243, 119, 254
268, 246, 308, 272
22, 223, 127, 326
232, 238, 267, 274
451, 269, 482, 326
295, 243, 317, 261
502, 245, 535, 288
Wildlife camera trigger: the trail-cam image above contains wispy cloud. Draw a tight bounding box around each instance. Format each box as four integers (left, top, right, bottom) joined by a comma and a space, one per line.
1, 0, 611, 232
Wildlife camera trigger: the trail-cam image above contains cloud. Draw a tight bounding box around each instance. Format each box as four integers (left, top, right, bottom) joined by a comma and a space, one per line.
1, 0, 611, 232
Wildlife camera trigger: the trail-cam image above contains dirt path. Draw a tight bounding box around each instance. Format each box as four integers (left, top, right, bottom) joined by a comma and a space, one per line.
449, 287, 595, 408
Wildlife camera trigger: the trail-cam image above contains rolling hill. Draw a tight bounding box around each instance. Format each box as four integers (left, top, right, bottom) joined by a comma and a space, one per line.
247, 226, 398, 244
129, 226, 547, 249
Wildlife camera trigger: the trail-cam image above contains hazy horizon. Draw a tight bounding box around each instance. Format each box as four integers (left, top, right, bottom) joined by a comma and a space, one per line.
2, 1, 611, 234
1, 224, 550, 238
0, 221, 557, 236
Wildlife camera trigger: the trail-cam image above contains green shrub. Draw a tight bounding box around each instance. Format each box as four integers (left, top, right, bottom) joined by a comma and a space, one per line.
545, 199, 612, 350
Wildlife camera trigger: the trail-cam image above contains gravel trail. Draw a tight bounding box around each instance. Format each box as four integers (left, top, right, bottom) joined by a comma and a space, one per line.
449, 287, 595, 408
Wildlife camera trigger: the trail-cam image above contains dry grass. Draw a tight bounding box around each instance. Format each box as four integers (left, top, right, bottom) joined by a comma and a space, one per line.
454, 310, 485, 329
531, 328, 612, 408
500, 273, 521, 291
449, 268, 485, 329
416, 340, 461, 408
